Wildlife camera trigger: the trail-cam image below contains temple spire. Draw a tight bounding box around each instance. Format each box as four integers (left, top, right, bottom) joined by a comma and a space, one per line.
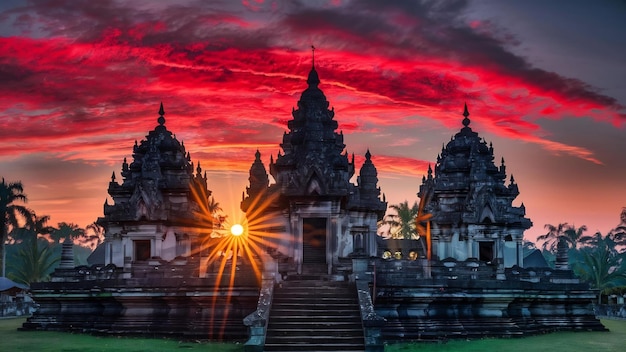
462, 102, 470, 128
158, 102, 166, 126
307, 46, 320, 87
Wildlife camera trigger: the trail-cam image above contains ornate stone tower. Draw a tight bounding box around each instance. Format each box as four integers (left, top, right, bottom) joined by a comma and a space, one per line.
241, 64, 387, 274
98, 103, 211, 277
418, 104, 532, 269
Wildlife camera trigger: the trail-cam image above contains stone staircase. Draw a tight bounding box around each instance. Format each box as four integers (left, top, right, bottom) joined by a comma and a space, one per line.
264, 279, 365, 352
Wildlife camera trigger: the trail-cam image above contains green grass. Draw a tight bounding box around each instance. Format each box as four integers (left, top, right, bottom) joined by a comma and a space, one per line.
0, 317, 242, 352
385, 319, 626, 352
2, 317, 625, 352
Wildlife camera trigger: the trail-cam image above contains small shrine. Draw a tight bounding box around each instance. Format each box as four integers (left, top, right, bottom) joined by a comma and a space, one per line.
98, 103, 212, 277
418, 104, 532, 270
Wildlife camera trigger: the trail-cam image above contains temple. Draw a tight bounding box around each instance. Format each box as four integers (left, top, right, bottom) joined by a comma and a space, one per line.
21, 58, 605, 351
99, 103, 211, 275
241, 63, 387, 275
419, 103, 532, 272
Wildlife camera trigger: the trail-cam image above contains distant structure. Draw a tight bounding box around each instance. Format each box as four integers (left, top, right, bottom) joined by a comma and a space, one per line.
241, 62, 387, 274
418, 103, 532, 271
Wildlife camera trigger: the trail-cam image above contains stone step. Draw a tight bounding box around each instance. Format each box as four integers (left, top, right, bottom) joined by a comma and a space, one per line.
264, 342, 365, 352
270, 308, 360, 314
267, 316, 361, 323
265, 279, 365, 351
267, 327, 364, 336
272, 295, 357, 302
267, 321, 363, 329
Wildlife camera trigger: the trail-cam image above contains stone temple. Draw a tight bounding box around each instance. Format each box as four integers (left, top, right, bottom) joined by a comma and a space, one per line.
419, 103, 532, 270
22, 61, 605, 351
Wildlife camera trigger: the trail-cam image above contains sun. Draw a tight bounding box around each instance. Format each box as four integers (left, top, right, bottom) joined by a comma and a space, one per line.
230, 223, 244, 236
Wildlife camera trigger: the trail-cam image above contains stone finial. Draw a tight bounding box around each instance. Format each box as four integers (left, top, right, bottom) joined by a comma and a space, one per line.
462, 102, 470, 127
158, 102, 165, 126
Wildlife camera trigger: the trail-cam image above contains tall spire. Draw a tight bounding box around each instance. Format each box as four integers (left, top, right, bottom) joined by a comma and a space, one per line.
462, 102, 470, 128
307, 46, 320, 88
158, 102, 166, 126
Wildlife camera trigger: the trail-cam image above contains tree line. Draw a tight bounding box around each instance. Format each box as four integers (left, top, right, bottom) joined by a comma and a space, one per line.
1, 178, 106, 285
1, 178, 225, 286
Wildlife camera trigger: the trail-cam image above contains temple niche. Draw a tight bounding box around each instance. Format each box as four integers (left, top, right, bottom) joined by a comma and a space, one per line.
97, 103, 212, 277
241, 63, 387, 274
418, 104, 532, 270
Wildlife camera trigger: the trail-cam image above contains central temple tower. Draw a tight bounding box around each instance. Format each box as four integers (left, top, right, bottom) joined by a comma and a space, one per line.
241, 63, 387, 274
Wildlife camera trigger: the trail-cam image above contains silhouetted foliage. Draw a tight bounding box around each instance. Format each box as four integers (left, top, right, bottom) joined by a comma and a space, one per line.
538, 223, 592, 252
1, 178, 35, 276
570, 232, 626, 302
385, 201, 419, 239
8, 236, 60, 285
49, 222, 85, 244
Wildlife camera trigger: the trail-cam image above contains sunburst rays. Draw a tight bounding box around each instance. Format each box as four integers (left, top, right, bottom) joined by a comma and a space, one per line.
188, 181, 285, 339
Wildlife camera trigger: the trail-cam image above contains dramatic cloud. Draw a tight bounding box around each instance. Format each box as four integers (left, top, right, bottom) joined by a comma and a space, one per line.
1, 0, 625, 237
1, 0, 623, 169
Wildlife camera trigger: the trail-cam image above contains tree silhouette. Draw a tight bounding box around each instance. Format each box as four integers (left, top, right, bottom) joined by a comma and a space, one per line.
7, 214, 59, 285
538, 223, 590, 252
49, 222, 85, 244
1, 178, 34, 277
570, 232, 626, 303
387, 201, 419, 239
83, 222, 105, 250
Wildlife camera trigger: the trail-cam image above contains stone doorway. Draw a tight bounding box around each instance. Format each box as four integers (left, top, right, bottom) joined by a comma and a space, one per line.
134, 240, 151, 261
479, 241, 494, 262
302, 217, 327, 265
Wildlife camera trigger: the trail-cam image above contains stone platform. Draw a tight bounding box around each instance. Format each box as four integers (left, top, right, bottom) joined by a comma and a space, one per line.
369, 258, 607, 342
21, 273, 260, 341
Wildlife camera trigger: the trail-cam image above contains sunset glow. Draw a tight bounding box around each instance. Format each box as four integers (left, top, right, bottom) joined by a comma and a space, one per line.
1, 1, 625, 242
230, 224, 244, 237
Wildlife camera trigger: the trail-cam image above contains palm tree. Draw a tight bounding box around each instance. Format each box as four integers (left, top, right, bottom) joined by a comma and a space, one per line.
387, 201, 419, 239
538, 223, 590, 252
7, 213, 59, 285
49, 222, 85, 244
83, 222, 105, 250
1, 178, 35, 277
9, 236, 60, 285
570, 232, 626, 303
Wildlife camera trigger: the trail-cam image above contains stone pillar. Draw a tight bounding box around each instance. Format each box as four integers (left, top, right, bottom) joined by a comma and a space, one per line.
517, 237, 523, 267
292, 215, 302, 274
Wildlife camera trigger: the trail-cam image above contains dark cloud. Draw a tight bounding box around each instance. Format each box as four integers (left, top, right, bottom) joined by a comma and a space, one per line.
0, 0, 623, 167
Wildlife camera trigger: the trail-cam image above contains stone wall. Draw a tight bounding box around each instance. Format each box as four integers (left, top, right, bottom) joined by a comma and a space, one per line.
22, 275, 260, 341
371, 258, 606, 341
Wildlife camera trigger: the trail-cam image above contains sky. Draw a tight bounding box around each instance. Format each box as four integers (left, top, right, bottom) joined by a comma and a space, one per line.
1, 0, 625, 243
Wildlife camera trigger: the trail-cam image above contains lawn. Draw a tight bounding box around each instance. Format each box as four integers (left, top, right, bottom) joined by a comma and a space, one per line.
0, 317, 242, 352
2, 317, 624, 352
385, 319, 626, 352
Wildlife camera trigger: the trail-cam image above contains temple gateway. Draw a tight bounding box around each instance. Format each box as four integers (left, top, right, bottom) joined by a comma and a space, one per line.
22, 61, 605, 351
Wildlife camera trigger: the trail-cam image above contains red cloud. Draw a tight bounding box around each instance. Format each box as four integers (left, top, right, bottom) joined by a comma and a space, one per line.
0, 0, 623, 169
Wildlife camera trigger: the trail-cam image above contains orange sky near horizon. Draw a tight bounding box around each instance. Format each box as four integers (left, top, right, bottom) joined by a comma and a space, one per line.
1, 1, 626, 244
